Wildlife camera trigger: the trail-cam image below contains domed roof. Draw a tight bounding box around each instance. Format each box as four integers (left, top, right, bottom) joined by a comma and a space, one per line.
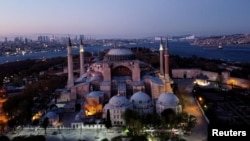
157, 92, 179, 106
107, 48, 134, 56
130, 91, 151, 104
108, 95, 131, 108
87, 91, 104, 98
45, 111, 58, 119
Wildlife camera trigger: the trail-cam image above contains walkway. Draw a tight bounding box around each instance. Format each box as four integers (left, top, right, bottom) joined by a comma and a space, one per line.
174, 79, 208, 141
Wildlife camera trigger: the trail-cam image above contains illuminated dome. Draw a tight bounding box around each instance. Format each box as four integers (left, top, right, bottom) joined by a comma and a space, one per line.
157, 92, 179, 107
130, 91, 151, 104
103, 94, 133, 126
130, 91, 153, 114
156, 92, 182, 114
109, 95, 131, 107
104, 95, 132, 109
45, 111, 59, 127
104, 47, 136, 61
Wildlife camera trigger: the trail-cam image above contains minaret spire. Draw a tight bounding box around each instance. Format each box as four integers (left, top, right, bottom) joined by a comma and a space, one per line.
159, 36, 164, 75
114, 41, 117, 48
163, 37, 173, 93
79, 37, 85, 75
67, 37, 74, 90
67, 35, 72, 46
164, 37, 170, 81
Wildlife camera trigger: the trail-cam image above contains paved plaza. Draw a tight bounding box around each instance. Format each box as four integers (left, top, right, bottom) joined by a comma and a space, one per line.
7, 127, 125, 141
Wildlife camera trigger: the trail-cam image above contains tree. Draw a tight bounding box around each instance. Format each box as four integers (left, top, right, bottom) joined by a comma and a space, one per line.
105, 109, 112, 129
41, 117, 49, 134
161, 109, 176, 128
12, 135, 46, 141
101, 138, 109, 141
150, 114, 161, 128
8, 118, 17, 131
122, 109, 142, 136
32, 119, 40, 126
0, 136, 10, 141
186, 115, 197, 132
122, 109, 140, 126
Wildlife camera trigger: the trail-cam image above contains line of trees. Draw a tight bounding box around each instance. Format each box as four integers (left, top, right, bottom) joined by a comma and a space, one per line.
2, 75, 65, 130
122, 109, 197, 139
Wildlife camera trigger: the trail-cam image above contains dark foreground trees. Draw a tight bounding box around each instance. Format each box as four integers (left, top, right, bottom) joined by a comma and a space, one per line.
41, 117, 49, 135
12, 135, 46, 141
122, 109, 197, 139
104, 109, 112, 129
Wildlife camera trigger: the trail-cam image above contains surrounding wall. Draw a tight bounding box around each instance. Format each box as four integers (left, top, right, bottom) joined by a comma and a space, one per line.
172, 68, 249, 89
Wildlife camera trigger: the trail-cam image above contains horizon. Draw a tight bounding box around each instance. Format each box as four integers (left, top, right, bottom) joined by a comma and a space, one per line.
1, 0, 250, 39
1, 32, 249, 41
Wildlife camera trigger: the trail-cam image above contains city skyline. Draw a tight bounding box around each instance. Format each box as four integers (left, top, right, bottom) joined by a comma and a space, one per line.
1, 0, 250, 39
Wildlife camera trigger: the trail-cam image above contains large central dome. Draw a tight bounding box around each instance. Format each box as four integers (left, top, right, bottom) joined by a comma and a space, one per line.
107, 48, 134, 56
104, 47, 136, 61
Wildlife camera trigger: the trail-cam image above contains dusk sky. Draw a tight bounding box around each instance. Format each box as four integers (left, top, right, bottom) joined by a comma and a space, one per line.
1, 0, 250, 38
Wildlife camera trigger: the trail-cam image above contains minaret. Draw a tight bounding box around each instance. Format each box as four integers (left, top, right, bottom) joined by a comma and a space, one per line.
67, 37, 74, 90
164, 37, 170, 81
159, 37, 164, 75
79, 37, 85, 75
164, 37, 173, 93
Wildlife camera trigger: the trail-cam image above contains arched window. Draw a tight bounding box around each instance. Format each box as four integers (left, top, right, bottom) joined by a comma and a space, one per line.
112, 66, 132, 76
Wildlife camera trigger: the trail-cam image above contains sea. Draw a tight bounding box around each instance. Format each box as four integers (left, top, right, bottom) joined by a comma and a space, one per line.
0, 41, 250, 64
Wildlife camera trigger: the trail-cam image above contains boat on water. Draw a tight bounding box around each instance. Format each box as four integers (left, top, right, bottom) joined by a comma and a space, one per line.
218, 45, 223, 49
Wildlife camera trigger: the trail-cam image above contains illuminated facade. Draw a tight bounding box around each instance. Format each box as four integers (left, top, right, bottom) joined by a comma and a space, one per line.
61, 37, 182, 125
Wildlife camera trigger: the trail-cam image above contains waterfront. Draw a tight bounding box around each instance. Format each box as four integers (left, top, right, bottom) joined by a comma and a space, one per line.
1, 41, 250, 64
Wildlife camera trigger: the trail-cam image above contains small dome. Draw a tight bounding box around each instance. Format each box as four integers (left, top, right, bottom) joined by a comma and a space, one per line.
157, 92, 179, 106
107, 48, 134, 56
108, 95, 131, 108
130, 91, 151, 104
46, 111, 58, 119
45, 111, 59, 127
87, 91, 104, 98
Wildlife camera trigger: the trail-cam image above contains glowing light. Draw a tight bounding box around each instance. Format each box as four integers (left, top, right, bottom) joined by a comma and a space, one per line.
80, 47, 84, 52
204, 105, 207, 109
85, 110, 94, 116
32, 111, 43, 121
194, 79, 210, 86
0, 98, 9, 124
198, 97, 203, 102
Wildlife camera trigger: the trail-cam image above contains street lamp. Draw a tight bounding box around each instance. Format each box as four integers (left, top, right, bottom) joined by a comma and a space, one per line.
198, 96, 203, 102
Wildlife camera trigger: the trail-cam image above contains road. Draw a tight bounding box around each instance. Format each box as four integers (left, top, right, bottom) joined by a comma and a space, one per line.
174, 79, 208, 141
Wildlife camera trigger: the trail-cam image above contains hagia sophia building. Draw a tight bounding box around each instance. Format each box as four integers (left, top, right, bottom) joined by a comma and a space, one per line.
55, 37, 182, 126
